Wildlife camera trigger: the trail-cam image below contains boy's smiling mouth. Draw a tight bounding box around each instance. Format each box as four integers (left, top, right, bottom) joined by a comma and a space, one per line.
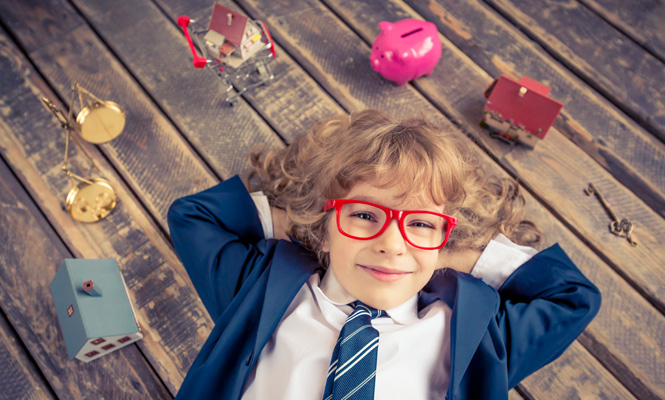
359, 264, 412, 282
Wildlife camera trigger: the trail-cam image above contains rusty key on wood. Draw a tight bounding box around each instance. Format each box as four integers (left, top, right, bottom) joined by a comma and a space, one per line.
584, 183, 637, 246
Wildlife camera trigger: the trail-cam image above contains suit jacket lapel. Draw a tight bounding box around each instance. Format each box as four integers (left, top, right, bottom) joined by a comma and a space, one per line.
423, 269, 499, 398
253, 241, 319, 362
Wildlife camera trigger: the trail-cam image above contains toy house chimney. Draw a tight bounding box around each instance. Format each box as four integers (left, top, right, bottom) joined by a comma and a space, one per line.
83, 280, 102, 297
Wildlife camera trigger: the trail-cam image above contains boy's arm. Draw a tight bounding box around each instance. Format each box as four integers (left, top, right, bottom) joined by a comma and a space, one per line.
167, 176, 271, 320
249, 191, 290, 241
495, 244, 601, 388
440, 234, 536, 289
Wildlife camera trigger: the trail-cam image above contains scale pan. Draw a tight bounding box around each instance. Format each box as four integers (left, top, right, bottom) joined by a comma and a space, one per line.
76, 101, 125, 144
65, 178, 117, 222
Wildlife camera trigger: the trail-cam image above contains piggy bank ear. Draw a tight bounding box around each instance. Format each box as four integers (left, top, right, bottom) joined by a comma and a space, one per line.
378, 21, 394, 33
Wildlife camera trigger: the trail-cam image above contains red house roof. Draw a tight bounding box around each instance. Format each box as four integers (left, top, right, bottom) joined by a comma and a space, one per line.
484, 76, 564, 140
208, 3, 249, 47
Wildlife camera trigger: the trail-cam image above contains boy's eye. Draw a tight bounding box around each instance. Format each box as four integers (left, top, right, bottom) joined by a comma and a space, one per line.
408, 221, 435, 229
351, 211, 377, 222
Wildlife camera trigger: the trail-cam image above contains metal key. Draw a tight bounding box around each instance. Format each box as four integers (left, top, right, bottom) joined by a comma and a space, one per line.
584, 183, 637, 246
584, 183, 620, 226
613, 219, 637, 246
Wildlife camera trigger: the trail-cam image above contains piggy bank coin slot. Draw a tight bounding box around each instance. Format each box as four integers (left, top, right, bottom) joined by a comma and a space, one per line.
401, 28, 423, 38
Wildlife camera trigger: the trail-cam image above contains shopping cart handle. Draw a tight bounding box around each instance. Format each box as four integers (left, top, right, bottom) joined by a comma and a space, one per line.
177, 16, 208, 68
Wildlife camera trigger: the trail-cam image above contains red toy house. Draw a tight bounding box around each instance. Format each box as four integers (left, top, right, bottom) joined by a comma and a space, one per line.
482, 75, 564, 148
203, 3, 267, 69
177, 2, 276, 105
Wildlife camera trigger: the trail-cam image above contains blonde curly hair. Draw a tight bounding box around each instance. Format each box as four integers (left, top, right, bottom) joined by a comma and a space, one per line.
247, 109, 541, 266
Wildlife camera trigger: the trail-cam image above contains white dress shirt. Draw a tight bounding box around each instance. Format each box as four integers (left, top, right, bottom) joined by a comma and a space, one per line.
241, 193, 537, 399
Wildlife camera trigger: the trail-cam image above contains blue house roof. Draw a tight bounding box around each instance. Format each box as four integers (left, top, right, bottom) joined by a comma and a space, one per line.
50, 259, 140, 360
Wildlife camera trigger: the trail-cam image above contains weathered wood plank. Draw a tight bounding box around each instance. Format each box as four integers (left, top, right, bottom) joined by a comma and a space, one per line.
520, 342, 636, 400
581, 0, 665, 63
405, 0, 665, 221
235, 0, 665, 397
0, 24, 211, 395
0, 142, 171, 398
508, 390, 524, 400
485, 0, 665, 143
0, 304, 54, 400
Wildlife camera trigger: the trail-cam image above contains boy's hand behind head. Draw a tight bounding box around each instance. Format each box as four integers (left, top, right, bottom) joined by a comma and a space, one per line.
437, 248, 483, 274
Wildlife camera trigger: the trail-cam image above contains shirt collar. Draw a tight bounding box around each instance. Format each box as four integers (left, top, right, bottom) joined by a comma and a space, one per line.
315, 268, 419, 325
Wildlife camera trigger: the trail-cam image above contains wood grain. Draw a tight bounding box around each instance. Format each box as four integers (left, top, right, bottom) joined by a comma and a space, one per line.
0, 304, 54, 400
508, 390, 525, 400
0, 147, 171, 398
580, 0, 665, 63
485, 0, 665, 143
0, 26, 211, 395
520, 342, 636, 400
405, 0, 665, 221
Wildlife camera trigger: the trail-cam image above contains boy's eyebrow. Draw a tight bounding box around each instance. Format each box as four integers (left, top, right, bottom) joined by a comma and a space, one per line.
348, 195, 379, 202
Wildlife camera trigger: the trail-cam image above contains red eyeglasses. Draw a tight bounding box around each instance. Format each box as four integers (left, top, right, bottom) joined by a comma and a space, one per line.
324, 199, 457, 250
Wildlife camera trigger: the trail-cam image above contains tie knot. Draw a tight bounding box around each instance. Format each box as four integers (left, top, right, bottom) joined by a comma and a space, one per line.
352, 301, 387, 320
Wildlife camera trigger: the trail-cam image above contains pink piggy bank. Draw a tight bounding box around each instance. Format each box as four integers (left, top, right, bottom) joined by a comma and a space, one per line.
370, 19, 442, 85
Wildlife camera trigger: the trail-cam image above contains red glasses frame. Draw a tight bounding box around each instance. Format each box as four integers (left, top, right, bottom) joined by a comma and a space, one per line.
323, 199, 457, 250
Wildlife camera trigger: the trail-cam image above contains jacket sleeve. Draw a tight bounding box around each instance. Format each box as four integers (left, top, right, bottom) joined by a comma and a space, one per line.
167, 175, 273, 320
496, 244, 602, 388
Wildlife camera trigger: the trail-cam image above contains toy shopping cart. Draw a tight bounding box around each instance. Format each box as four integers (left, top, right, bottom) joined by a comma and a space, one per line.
177, 3, 276, 105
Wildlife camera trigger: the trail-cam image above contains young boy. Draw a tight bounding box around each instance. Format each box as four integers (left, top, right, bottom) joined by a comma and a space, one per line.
168, 110, 601, 399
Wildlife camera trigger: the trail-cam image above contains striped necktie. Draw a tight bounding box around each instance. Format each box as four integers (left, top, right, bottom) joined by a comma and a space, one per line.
322, 301, 387, 400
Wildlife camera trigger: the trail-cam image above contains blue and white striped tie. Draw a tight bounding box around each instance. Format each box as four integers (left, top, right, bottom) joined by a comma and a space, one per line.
323, 301, 387, 400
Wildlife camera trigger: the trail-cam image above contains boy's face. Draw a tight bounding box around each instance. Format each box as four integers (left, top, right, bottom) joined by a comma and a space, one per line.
322, 181, 443, 310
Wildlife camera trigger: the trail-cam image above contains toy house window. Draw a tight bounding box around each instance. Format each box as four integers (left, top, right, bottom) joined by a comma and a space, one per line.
91, 338, 106, 345
67, 305, 74, 317
118, 336, 132, 344
85, 350, 99, 358
101, 343, 115, 351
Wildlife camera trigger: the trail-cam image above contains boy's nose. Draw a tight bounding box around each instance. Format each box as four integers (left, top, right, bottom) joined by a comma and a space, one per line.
374, 220, 406, 255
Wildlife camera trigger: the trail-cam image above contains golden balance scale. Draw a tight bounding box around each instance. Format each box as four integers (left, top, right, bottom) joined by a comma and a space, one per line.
42, 82, 126, 222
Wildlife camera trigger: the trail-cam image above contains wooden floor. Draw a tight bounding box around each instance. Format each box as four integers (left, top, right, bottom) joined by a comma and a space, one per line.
0, 0, 663, 398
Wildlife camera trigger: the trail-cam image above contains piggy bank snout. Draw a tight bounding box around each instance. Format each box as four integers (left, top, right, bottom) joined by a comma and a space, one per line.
370, 56, 381, 71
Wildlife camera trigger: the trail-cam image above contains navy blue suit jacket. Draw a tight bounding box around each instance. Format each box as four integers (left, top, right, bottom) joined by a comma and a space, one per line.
167, 176, 601, 399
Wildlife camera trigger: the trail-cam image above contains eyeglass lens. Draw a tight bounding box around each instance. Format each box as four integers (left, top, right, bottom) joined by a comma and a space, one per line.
339, 202, 448, 248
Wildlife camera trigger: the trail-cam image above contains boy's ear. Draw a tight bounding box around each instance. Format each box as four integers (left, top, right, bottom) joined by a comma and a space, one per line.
322, 237, 330, 253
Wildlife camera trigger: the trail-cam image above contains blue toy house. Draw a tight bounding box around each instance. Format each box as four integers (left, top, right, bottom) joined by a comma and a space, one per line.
50, 259, 142, 362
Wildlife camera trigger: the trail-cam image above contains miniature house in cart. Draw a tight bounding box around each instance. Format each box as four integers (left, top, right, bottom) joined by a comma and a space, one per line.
203, 3, 266, 68
482, 75, 564, 148
49, 258, 142, 362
